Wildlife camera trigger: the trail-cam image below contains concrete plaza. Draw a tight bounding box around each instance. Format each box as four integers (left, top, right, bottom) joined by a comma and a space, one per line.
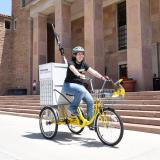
0, 114, 159, 160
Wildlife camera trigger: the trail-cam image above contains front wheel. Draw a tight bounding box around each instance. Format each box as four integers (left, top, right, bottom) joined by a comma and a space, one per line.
95, 108, 124, 146
39, 106, 58, 139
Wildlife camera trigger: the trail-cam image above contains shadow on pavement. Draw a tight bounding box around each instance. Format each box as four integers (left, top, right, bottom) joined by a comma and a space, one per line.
22, 131, 117, 148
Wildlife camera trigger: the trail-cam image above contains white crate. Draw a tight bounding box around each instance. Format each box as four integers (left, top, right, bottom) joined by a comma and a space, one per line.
39, 63, 72, 106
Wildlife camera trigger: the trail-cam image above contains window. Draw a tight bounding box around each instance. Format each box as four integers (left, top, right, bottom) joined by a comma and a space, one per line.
5, 20, 11, 30
119, 63, 127, 79
21, 0, 31, 7
117, 1, 127, 50
21, 0, 26, 7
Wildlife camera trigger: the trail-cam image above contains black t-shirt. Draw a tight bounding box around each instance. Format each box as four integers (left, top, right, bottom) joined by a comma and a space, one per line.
65, 60, 90, 84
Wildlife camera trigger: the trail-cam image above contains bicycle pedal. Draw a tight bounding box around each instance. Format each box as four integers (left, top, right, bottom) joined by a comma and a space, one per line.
69, 116, 78, 120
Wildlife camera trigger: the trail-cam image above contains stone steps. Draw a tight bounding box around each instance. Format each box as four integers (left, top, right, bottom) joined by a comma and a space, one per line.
0, 107, 40, 114
124, 123, 160, 134
0, 104, 40, 110
121, 116, 160, 126
0, 99, 40, 103
105, 104, 160, 111
117, 110, 160, 118
103, 99, 160, 105
124, 95, 160, 100
0, 92, 160, 134
0, 95, 39, 100
125, 91, 160, 95
0, 102, 40, 105
0, 111, 38, 118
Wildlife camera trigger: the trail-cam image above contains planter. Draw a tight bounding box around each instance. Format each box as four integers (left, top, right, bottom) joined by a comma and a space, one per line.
122, 80, 136, 92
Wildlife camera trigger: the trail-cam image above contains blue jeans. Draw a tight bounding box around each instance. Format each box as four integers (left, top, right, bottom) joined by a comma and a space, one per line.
63, 83, 94, 120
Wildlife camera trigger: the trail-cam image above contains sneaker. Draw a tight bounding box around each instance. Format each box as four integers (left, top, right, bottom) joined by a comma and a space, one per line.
71, 112, 79, 117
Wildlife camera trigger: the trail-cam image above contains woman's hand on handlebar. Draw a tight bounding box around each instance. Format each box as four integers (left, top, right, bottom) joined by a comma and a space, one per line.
101, 76, 110, 81
105, 76, 110, 80
80, 75, 91, 81
80, 74, 86, 79
101, 76, 106, 81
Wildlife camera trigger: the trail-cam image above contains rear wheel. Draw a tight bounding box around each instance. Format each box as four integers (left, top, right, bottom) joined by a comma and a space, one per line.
39, 106, 58, 139
95, 108, 124, 146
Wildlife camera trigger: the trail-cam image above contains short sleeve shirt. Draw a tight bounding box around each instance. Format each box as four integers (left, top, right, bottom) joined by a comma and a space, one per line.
65, 60, 90, 84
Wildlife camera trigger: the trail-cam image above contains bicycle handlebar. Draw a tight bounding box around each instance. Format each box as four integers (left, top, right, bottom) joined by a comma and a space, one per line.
83, 76, 123, 93
83, 76, 111, 92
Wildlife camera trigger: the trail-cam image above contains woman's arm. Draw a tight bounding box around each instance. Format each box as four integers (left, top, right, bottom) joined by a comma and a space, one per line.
69, 65, 85, 79
87, 67, 108, 80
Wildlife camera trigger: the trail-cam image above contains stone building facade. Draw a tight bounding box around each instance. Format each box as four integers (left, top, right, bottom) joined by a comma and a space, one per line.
0, 0, 160, 95
0, 14, 12, 95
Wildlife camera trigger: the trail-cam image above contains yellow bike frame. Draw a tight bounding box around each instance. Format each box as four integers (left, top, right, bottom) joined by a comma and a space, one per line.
57, 79, 125, 128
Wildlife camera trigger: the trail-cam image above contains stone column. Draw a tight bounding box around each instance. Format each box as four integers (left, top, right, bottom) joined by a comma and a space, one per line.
28, 17, 33, 95
54, 0, 71, 62
127, 0, 152, 90
84, 0, 104, 86
32, 13, 47, 94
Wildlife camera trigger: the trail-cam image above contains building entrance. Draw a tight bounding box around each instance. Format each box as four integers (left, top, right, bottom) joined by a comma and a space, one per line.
47, 23, 55, 63
152, 42, 160, 90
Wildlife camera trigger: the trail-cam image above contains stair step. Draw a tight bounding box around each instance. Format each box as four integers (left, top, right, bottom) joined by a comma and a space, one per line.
124, 95, 160, 100
125, 91, 160, 96
0, 104, 40, 109
103, 99, 160, 105
0, 108, 40, 114
0, 111, 38, 118
122, 116, 160, 126
117, 110, 160, 118
0, 96, 39, 100
105, 104, 160, 111
0, 99, 40, 102
0, 102, 40, 106
124, 123, 160, 134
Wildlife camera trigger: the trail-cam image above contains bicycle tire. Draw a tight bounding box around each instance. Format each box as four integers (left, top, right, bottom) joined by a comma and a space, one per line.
39, 106, 58, 139
95, 108, 124, 146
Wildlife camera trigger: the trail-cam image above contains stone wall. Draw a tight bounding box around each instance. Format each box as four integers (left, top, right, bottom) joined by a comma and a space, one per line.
0, 15, 12, 95
103, 4, 117, 54
71, 17, 84, 48
106, 51, 127, 81
11, 0, 32, 94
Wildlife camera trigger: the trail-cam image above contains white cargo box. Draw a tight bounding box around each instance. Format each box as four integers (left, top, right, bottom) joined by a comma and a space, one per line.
39, 63, 72, 106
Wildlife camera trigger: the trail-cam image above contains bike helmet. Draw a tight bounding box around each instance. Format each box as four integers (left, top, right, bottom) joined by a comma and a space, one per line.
72, 46, 85, 55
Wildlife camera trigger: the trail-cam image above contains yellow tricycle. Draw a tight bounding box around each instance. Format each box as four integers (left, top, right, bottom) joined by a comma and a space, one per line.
39, 78, 125, 146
